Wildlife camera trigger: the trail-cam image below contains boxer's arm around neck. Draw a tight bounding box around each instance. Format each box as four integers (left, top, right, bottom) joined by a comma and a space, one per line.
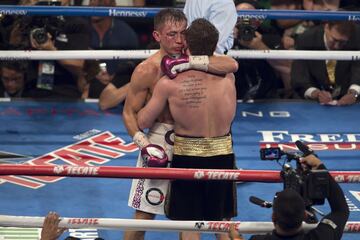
208, 55, 238, 75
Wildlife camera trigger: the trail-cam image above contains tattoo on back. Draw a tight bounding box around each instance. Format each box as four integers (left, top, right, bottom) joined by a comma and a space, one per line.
179, 76, 207, 108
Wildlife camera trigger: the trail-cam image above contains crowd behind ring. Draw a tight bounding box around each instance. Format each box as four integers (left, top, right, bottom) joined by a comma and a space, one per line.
0, 0, 360, 107
0, 0, 359, 240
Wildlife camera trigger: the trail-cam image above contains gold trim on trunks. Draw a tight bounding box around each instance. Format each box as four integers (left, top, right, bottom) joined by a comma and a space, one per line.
174, 134, 233, 157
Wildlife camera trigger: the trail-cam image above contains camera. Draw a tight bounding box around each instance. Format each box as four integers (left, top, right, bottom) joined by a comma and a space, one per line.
281, 162, 329, 207
260, 141, 330, 220
15, 0, 64, 47
19, 15, 64, 46
30, 28, 48, 45
235, 17, 261, 42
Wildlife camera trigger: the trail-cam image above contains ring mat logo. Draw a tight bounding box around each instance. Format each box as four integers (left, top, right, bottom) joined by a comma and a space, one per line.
0, 131, 138, 189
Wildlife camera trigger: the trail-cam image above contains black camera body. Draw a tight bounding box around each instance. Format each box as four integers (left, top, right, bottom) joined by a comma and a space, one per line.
260, 143, 330, 210
30, 28, 48, 45
235, 17, 260, 42
15, 1, 64, 47
21, 15, 64, 46
281, 163, 329, 208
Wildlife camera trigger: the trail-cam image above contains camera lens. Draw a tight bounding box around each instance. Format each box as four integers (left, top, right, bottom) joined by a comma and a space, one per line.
240, 26, 256, 42
30, 28, 48, 45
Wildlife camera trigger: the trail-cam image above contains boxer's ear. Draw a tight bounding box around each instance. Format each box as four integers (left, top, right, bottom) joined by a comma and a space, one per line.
153, 30, 161, 42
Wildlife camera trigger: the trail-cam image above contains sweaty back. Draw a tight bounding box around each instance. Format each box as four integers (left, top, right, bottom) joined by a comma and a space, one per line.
168, 70, 236, 137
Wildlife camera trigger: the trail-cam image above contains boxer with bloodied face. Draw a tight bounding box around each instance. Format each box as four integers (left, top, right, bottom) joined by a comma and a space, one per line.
123, 9, 238, 240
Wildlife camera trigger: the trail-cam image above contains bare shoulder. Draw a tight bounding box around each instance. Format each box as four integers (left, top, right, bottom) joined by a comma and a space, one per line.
154, 75, 175, 93
130, 51, 161, 85
132, 60, 158, 82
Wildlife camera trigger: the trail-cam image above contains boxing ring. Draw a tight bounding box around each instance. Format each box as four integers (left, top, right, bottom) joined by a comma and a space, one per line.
0, 5, 360, 240
0, 100, 359, 239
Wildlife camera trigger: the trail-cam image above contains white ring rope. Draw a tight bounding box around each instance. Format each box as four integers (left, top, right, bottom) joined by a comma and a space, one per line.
0, 49, 360, 61
0, 215, 359, 234
0, 215, 339, 233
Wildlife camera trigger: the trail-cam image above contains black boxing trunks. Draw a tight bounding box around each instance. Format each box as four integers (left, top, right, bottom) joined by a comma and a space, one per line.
165, 134, 237, 220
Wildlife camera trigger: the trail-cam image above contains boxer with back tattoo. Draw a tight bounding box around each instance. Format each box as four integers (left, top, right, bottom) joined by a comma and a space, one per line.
123, 9, 238, 240
137, 18, 237, 240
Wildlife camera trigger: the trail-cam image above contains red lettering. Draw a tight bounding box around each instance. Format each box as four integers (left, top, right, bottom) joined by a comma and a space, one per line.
27, 108, 48, 116
334, 143, 357, 150
26, 175, 65, 183
0, 176, 44, 189
67, 218, 99, 225
260, 142, 360, 151
28, 154, 56, 165
61, 108, 76, 116
91, 132, 138, 152
54, 149, 108, 166
347, 223, 360, 231
69, 140, 123, 158
0, 107, 22, 116
81, 109, 100, 116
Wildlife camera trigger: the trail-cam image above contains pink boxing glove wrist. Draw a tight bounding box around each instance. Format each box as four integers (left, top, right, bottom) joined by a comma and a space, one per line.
141, 144, 169, 167
161, 54, 209, 79
161, 54, 189, 79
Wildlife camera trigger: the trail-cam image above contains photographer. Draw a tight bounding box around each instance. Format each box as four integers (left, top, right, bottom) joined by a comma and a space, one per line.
9, 0, 90, 99
229, 154, 349, 240
233, 0, 283, 100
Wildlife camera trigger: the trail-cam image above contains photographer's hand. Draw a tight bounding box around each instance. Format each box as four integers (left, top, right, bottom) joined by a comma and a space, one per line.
9, 22, 23, 46
300, 154, 322, 170
96, 70, 114, 85
240, 31, 269, 50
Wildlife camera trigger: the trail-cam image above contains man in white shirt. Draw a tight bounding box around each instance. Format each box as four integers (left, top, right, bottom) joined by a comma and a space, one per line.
184, 0, 238, 54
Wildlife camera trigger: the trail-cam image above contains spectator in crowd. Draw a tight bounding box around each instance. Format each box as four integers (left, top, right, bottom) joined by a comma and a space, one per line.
184, 0, 238, 54
229, 154, 349, 240
9, 0, 90, 99
270, 0, 310, 50
0, 24, 7, 50
291, 20, 360, 106
303, 0, 339, 10
0, 0, 20, 4
81, 0, 144, 6
339, 0, 360, 8
233, 0, 283, 100
82, 0, 138, 100
18, 0, 37, 4
98, 80, 129, 110
268, 0, 315, 97
303, 0, 360, 10
0, 61, 35, 98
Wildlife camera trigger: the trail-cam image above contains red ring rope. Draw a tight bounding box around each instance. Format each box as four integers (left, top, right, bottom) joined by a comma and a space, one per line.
0, 164, 359, 183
